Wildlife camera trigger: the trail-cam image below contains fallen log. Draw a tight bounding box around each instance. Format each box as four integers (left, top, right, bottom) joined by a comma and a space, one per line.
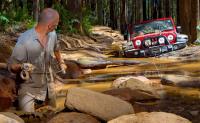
77, 57, 146, 69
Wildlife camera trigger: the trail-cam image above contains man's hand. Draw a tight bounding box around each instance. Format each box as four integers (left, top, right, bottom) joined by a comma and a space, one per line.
54, 51, 67, 74
60, 63, 67, 74
20, 63, 35, 81
21, 63, 35, 72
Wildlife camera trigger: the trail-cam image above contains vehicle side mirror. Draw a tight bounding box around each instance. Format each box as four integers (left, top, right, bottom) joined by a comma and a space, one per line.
176, 26, 182, 33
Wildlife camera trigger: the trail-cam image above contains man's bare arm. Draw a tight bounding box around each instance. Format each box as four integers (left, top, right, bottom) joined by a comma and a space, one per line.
54, 50, 64, 64
54, 50, 67, 73
9, 64, 22, 73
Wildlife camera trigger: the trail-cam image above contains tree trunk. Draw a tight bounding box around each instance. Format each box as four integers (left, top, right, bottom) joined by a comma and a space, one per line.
166, 0, 170, 17
139, 0, 143, 22
198, 0, 200, 21
135, 0, 143, 22
120, 0, 126, 34
97, 0, 103, 25
40, 0, 44, 10
90, 0, 96, 13
109, 0, 115, 29
190, 0, 198, 43
0, 1, 2, 11
131, 0, 137, 23
67, 0, 84, 34
153, 0, 159, 19
45, 0, 53, 7
178, 0, 190, 37
143, 0, 147, 21
33, 0, 40, 22
177, 0, 180, 25
178, 0, 198, 44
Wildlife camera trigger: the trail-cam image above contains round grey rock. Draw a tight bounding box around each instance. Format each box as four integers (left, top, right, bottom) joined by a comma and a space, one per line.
108, 112, 191, 123
65, 88, 134, 121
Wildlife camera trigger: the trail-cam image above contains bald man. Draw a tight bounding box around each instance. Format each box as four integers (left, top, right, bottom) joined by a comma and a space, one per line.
8, 8, 67, 112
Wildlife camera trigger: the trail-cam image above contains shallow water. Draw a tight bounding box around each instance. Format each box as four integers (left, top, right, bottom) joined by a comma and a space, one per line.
20, 57, 200, 123
66, 57, 200, 123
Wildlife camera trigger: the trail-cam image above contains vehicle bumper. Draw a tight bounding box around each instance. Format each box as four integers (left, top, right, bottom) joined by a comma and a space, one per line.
123, 42, 186, 57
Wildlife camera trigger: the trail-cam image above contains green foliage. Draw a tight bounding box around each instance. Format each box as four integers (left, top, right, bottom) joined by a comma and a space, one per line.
11, 8, 30, 22
194, 41, 200, 45
82, 16, 92, 34
26, 20, 36, 29
0, 13, 9, 30
53, 3, 94, 34
53, 3, 78, 33
82, 8, 96, 34
0, 8, 35, 31
1, 3, 94, 34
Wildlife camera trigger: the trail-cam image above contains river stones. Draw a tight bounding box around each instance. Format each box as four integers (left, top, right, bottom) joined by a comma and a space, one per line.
65, 87, 134, 121
112, 76, 152, 88
48, 112, 100, 123
0, 112, 24, 123
112, 76, 159, 99
108, 112, 191, 123
161, 75, 200, 88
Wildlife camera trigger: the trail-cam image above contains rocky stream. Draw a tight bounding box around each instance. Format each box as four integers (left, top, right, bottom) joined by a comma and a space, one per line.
0, 26, 199, 123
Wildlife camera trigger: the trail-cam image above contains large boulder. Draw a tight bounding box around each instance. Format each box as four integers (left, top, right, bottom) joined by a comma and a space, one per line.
108, 112, 191, 123
112, 76, 159, 99
65, 88, 134, 121
112, 76, 153, 91
161, 75, 200, 88
112, 76, 152, 87
103, 88, 159, 102
0, 74, 16, 111
48, 112, 100, 123
0, 112, 24, 123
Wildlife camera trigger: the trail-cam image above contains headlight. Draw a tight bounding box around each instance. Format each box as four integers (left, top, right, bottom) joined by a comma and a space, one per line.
127, 41, 133, 46
167, 35, 174, 41
123, 41, 133, 50
144, 39, 151, 47
158, 37, 165, 44
135, 40, 141, 46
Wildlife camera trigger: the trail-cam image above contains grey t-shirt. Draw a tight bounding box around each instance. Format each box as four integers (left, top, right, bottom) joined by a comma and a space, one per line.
9, 28, 60, 99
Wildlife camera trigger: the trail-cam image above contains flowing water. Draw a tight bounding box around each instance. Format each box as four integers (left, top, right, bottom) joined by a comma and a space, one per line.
18, 57, 200, 123
62, 57, 200, 123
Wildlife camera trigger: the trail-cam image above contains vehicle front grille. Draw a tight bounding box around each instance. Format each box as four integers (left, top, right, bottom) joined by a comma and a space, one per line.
142, 36, 167, 48
151, 37, 159, 46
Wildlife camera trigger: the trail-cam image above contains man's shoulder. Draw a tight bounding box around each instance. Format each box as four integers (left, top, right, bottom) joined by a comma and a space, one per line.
49, 30, 57, 37
17, 28, 35, 43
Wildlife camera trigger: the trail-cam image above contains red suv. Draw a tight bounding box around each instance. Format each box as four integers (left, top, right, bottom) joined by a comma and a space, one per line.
122, 17, 188, 57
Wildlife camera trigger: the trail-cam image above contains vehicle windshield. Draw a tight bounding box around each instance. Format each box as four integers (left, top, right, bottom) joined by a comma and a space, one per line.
133, 19, 174, 36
